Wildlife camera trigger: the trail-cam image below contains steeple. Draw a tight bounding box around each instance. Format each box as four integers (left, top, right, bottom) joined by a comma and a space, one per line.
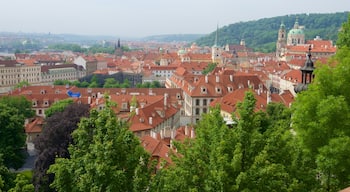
293, 17, 299, 29
276, 20, 287, 58
294, 45, 315, 93
211, 24, 222, 63
214, 24, 219, 46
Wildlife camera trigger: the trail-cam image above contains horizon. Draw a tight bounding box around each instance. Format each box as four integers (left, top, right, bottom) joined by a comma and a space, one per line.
1, 0, 350, 38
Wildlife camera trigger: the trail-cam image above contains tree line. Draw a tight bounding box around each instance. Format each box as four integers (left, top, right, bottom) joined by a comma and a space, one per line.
196, 12, 349, 52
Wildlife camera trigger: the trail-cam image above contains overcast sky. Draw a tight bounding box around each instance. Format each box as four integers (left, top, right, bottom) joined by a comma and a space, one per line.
1, 0, 349, 38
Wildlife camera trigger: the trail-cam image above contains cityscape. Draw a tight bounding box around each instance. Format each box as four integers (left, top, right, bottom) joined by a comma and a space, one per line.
1, 3, 350, 191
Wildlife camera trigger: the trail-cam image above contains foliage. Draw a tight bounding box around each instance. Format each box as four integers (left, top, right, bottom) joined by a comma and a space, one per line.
196, 12, 349, 52
136, 81, 163, 88
48, 43, 86, 53
292, 14, 350, 191
0, 103, 27, 169
44, 98, 74, 118
152, 92, 304, 191
0, 155, 16, 191
9, 172, 34, 192
0, 96, 35, 119
103, 78, 121, 88
337, 13, 350, 48
202, 62, 217, 75
14, 81, 30, 89
33, 103, 90, 192
48, 100, 152, 192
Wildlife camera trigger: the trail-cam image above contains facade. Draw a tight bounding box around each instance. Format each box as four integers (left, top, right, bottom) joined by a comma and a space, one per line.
0, 60, 41, 87
41, 64, 86, 84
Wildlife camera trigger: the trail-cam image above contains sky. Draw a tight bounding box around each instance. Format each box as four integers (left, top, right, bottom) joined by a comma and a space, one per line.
1, 0, 350, 38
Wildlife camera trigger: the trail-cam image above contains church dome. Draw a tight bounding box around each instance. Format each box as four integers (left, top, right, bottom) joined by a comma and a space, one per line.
288, 28, 304, 35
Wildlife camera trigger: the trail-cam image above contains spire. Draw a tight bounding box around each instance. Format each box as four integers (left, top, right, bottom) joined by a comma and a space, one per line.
294, 45, 315, 93
294, 16, 299, 29
117, 38, 121, 48
215, 24, 219, 46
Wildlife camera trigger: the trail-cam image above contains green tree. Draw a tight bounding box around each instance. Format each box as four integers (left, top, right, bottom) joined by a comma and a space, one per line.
34, 103, 90, 192
202, 62, 217, 75
337, 13, 350, 48
0, 96, 35, 119
44, 98, 73, 118
0, 103, 27, 169
49, 99, 152, 192
9, 172, 34, 192
0, 155, 16, 191
103, 78, 120, 88
152, 105, 233, 192
292, 15, 350, 191
316, 136, 350, 191
14, 81, 30, 89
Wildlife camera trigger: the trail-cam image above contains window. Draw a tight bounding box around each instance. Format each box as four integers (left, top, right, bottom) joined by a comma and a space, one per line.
201, 86, 207, 94
122, 102, 128, 110
43, 100, 49, 106
203, 108, 207, 114
203, 99, 207, 106
195, 108, 200, 115
216, 86, 221, 94
195, 99, 200, 106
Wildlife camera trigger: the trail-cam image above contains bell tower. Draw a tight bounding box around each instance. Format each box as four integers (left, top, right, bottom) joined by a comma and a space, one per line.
294, 45, 315, 93
276, 21, 286, 58
211, 24, 222, 64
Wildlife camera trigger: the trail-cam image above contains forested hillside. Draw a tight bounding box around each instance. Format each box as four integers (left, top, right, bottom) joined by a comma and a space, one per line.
196, 12, 349, 52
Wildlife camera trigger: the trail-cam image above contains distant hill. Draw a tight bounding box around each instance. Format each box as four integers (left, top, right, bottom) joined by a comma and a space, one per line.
142, 34, 205, 43
195, 12, 349, 52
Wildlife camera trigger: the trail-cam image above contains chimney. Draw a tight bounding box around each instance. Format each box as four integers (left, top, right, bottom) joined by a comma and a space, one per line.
205, 75, 208, 83
160, 129, 164, 139
149, 117, 153, 125
164, 93, 168, 109
229, 74, 233, 82
88, 96, 91, 104
96, 98, 99, 105
267, 90, 271, 104
135, 108, 139, 115
185, 125, 189, 136
171, 129, 175, 139
191, 128, 195, 138
151, 130, 156, 139
216, 75, 219, 83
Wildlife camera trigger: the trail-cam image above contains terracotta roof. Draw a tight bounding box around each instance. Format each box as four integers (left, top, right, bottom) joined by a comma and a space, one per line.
140, 135, 172, 168
25, 117, 44, 133
210, 88, 293, 115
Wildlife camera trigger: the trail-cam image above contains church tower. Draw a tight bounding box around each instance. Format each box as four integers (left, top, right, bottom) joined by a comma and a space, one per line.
211, 25, 222, 63
276, 22, 287, 58
114, 38, 123, 57
287, 17, 305, 46
294, 45, 315, 93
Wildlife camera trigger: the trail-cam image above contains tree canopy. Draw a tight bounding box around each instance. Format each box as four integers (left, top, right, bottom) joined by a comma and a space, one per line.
33, 103, 90, 191
0, 97, 32, 169
49, 99, 152, 192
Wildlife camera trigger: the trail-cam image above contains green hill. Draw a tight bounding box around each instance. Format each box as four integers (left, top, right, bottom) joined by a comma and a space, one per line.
195, 12, 349, 52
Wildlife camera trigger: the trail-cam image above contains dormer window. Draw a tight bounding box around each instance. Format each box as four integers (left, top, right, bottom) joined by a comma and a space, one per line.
32, 100, 37, 107
216, 86, 222, 94
227, 86, 233, 92
122, 102, 128, 110
40, 89, 46, 94
43, 100, 49, 106
201, 86, 207, 94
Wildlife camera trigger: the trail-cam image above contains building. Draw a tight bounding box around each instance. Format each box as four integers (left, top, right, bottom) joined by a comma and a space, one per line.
287, 18, 305, 46
0, 60, 41, 87
41, 64, 86, 84
294, 46, 315, 93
